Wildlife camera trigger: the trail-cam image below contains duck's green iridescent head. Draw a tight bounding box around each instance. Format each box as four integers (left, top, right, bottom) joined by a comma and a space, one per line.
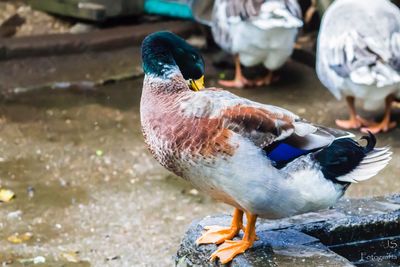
141, 31, 205, 91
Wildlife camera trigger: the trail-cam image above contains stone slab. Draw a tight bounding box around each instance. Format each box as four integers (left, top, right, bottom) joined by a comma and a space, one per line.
176, 195, 400, 266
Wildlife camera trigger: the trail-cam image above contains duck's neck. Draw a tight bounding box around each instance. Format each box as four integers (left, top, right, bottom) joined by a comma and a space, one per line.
142, 72, 188, 99
141, 75, 188, 132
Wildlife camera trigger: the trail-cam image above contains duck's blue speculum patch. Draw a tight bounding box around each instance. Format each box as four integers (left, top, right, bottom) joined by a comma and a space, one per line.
141, 31, 205, 79
267, 142, 312, 168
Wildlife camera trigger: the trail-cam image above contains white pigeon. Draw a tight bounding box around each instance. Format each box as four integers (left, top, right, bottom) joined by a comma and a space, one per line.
317, 0, 400, 134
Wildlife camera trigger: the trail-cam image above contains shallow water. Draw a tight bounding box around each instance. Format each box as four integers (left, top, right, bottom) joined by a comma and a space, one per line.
0, 61, 399, 266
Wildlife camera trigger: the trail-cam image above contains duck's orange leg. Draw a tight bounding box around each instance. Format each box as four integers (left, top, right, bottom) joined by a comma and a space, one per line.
196, 208, 244, 245
304, 0, 317, 24
336, 96, 374, 129
210, 212, 257, 264
361, 94, 397, 134
218, 55, 252, 88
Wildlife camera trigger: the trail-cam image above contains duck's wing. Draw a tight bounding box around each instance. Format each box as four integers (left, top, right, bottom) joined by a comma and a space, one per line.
251, 0, 303, 30
327, 31, 400, 85
211, 0, 302, 52
183, 89, 348, 161
317, 1, 400, 99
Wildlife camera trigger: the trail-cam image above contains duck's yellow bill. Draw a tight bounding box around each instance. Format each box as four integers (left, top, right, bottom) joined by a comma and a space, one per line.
189, 76, 205, 91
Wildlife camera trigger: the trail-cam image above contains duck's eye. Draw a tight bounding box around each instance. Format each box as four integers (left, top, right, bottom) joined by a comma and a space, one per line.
192, 54, 197, 60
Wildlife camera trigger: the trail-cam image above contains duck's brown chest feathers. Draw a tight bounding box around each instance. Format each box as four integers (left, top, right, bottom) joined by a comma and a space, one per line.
140, 78, 234, 176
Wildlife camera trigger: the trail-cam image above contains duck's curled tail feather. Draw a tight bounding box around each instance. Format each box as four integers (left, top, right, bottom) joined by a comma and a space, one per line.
360, 132, 376, 153
315, 133, 391, 184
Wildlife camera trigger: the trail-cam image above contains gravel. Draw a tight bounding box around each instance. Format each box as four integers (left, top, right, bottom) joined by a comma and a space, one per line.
0, 1, 72, 37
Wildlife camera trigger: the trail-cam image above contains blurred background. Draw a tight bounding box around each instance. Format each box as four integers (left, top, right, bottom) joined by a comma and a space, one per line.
0, 0, 399, 266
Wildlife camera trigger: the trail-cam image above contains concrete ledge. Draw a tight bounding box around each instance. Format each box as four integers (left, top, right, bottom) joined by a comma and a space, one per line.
176, 194, 400, 266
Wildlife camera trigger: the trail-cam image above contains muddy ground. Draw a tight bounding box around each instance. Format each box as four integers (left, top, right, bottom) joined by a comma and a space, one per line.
0, 59, 399, 266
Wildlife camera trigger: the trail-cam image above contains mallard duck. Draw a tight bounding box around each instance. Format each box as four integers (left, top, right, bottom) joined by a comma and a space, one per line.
316, 0, 400, 134
211, 0, 303, 88
140, 31, 391, 264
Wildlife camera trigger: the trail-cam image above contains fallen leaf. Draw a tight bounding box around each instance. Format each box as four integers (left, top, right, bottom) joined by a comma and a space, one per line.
7, 232, 33, 244
0, 189, 15, 202
61, 251, 80, 263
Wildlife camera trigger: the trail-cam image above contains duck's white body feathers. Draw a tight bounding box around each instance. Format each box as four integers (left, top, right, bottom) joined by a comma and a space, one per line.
212, 0, 303, 70
317, 0, 400, 110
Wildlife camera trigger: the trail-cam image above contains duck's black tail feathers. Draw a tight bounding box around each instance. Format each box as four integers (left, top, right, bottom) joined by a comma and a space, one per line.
315, 132, 391, 184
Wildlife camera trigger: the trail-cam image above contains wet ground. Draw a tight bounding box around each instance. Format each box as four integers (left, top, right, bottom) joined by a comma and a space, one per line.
0, 60, 399, 266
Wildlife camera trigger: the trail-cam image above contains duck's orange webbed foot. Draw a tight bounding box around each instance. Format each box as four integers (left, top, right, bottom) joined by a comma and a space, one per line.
197, 209, 244, 245
335, 118, 360, 129
219, 55, 253, 88
196, 225, 243, 245
335, 116, 373, 129
218, 78, 252, 89
210, 239, 252, 264
361, 121, 397, 134
336, 96, 375, 129
210, 212, 257, 264
361, 94, 397, 134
